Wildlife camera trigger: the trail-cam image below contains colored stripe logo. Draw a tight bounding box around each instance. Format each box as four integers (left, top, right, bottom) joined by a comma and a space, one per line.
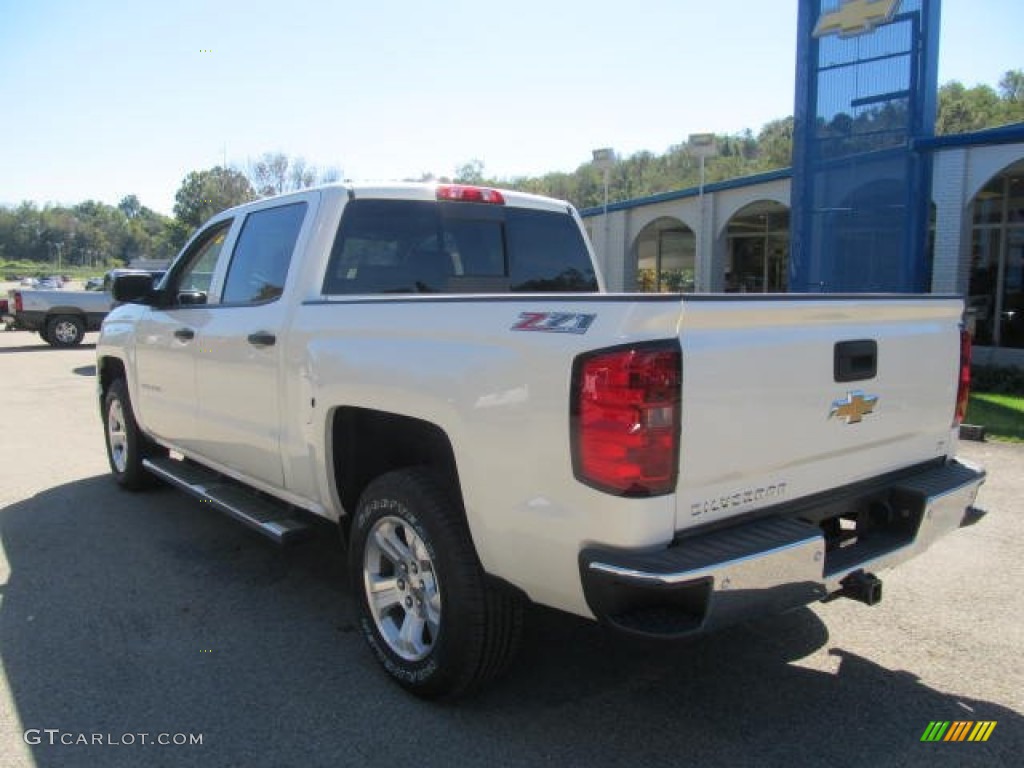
920, 721, 997, 742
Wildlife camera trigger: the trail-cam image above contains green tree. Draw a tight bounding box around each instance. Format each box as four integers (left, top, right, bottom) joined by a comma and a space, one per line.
173, 167, 255, 230
118, 194, 142, 220
245, 152, 341, 197
935, 72, 1024, 134
756, 117, 794, 170
454, 159, 486, 184
997, 69, 1024, 125
999, 69, 1024, 103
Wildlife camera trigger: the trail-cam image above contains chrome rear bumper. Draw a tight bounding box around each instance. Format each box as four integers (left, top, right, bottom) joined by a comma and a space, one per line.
579, 459, 986, 638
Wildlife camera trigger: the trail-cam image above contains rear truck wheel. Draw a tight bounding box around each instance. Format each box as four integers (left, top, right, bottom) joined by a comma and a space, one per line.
350, 468, 524, 700
46, 314, 85, 347
103, 378, 162, 490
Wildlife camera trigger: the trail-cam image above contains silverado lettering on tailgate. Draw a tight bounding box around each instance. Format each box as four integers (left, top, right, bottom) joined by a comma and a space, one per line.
690, 483, 788, 518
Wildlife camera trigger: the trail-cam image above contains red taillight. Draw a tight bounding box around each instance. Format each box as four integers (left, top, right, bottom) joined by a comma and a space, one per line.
14, 291, 23, 313
955, 328, 972, 426
436, 184, 505, 205
571, 342, 681, 497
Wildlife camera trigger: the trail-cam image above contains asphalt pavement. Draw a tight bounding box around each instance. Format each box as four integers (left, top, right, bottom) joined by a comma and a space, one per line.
0, 329, 1021, 767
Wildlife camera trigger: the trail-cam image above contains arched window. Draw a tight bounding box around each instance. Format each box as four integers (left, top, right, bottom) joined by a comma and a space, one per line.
725, 202, 790, 292
968, 161, 1024, 348
634, 217, 695, 292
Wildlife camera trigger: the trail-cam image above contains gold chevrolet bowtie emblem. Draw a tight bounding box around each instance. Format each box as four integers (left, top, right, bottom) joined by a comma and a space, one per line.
813, 0, 900, 39
830, 391, 879, 424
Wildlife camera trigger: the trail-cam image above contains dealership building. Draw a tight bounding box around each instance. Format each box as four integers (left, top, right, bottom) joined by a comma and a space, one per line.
580, 122, 1024, 364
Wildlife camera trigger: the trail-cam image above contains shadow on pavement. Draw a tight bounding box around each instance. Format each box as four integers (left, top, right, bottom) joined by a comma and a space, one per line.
1, 475, 1019, 768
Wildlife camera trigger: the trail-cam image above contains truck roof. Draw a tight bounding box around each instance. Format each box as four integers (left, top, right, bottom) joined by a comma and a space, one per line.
342, 182, 572, 213
220, 182, 574, 217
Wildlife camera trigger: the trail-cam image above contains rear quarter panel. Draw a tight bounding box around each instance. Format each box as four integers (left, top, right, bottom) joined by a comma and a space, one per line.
287, 295, 683, 616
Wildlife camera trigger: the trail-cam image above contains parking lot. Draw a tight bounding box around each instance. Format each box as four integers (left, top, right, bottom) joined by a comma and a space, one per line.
0, 329, 1021, 768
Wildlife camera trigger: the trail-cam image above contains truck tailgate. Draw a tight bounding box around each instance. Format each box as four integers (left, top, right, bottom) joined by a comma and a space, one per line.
675, 296, 963, 531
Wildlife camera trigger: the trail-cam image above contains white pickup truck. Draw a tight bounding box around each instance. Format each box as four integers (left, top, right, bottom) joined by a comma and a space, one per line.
96, 183, 986, 699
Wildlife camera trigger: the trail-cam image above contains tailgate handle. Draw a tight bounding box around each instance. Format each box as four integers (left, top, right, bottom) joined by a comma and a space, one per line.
835, 340, 877, 382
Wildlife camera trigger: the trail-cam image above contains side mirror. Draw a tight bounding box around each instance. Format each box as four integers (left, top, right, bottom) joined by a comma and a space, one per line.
111, 273, 155, 305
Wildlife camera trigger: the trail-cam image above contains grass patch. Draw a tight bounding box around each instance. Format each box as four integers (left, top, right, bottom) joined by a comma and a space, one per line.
966, 392, 1024, 443
2, 261, 117, 281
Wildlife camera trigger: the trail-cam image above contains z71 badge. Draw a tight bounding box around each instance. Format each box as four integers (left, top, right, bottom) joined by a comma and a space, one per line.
511, 312, 596, 335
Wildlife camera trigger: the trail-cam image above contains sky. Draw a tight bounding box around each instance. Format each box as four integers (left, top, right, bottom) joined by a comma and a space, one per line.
0, 0, 1021, 216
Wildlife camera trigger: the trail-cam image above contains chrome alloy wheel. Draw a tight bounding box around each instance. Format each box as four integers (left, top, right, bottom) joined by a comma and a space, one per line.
363, 515, 442, 662
107, 398, 129, 473
54, 319, 79, 344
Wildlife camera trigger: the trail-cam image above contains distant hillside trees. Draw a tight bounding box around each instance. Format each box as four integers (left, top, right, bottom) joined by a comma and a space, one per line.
936, 70, 1024, 135
0, 197, 178, 272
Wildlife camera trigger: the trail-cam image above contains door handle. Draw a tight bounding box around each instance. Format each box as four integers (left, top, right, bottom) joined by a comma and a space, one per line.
247, 331, 276, 348
174, 328, 195, 341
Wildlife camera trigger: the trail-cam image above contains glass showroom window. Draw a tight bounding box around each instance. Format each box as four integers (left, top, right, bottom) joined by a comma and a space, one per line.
726, 202, 790, 293
969, 166, 1024, 348
635, 218, 696, 293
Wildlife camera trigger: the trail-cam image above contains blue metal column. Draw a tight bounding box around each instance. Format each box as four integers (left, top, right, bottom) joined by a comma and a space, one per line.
789, 0, 941, 293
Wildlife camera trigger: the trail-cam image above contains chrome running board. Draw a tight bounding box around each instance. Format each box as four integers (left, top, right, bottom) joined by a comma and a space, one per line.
143, 457, 312, 545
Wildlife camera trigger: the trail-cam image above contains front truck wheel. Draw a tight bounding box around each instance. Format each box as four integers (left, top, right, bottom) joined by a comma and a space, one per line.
103, 378, 163, 490
350, 468, 524, 700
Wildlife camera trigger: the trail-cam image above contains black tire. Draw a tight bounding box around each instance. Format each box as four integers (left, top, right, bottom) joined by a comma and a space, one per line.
349, 468, 524, 700
103, 379, 162, 490
45, 314, 85, 347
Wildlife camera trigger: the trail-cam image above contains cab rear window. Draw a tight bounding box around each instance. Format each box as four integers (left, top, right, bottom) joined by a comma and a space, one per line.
322, 199, 598, 295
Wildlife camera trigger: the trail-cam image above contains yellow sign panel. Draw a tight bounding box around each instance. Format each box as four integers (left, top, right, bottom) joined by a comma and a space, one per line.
813, 0, 900, 39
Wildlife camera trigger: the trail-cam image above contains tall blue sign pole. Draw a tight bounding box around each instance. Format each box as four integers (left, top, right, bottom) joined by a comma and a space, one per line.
789, 0, 942, 293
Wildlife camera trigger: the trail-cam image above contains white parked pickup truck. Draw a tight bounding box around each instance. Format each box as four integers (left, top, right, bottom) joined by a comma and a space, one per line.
96, 183, 986, 699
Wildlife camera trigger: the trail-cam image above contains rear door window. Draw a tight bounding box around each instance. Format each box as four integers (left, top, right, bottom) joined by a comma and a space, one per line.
506, 207, 600, 291
322, 199, 597, 295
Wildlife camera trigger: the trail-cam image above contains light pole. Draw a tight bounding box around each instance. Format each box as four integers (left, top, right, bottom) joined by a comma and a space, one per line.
688, 134, 718, 291
591, 147, 615, 279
